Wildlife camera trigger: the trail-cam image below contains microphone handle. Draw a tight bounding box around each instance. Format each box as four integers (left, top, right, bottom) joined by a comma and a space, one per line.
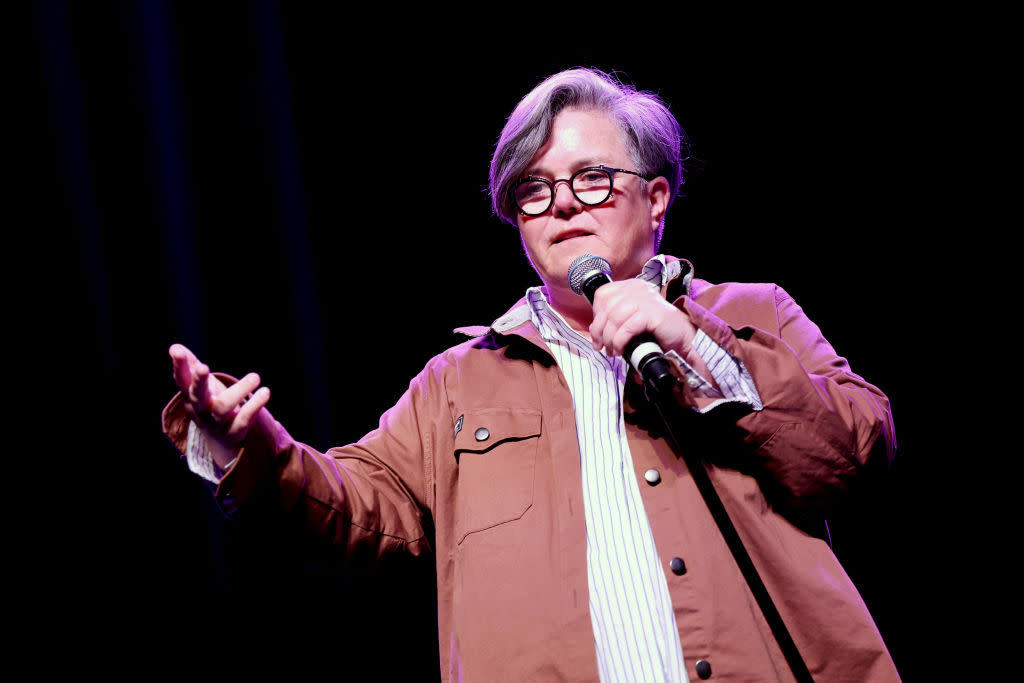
626, 335, 676, 395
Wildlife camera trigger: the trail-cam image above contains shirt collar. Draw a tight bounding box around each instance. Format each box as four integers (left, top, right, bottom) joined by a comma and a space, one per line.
455, 255, 693, 338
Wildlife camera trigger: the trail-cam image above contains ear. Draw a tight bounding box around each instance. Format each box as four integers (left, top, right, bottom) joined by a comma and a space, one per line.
646, 176, 671, 234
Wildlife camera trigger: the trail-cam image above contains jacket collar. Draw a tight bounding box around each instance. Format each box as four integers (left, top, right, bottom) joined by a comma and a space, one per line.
453, 298, 538, 343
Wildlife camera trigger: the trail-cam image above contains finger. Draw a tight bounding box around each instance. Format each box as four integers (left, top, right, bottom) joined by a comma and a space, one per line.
602, 298, 644, 356
210, 372, 262, 420
610, 309, 653, 358
591, 306, 625, 353
169, 343, 196, 361
589, 289, 619, 350
603, 287, 667, 356
170, 344, 199, 392
225, 386, 270, 441
589, 282, 642, 350
191, 362, 216, 413
590, 312, 607, 351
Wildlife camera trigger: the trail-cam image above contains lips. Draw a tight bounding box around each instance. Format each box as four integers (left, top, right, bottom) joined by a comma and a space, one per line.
553, 229, 593, 244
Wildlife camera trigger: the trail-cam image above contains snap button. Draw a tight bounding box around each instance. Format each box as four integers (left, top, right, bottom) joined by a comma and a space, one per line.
474, 427, 490, 442
669, 557, 686, 575
695, 659, 711, 679
644, 468, 661, 485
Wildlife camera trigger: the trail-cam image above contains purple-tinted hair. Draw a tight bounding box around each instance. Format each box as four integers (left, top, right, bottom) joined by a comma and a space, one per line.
489, 68, 690, 238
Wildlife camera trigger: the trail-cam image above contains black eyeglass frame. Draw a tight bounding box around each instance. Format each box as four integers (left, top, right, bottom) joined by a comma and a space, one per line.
510, 164, 656, 217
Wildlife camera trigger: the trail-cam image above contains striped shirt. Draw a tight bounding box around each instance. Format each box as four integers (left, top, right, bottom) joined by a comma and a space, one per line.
525, 255, 760, 683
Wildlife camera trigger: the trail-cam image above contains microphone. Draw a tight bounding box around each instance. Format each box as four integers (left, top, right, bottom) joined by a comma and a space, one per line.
568, 254, 677, 393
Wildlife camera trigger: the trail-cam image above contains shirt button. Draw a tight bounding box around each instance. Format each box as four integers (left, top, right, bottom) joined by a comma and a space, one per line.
474, 427, 490, 441
669, 557, 686, 575
687, 376, 700, 388
695, 659, 712, 679
644, 468, 661, 485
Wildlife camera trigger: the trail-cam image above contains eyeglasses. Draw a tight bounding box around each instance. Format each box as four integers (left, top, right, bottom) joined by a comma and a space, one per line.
511, 165, 654, 217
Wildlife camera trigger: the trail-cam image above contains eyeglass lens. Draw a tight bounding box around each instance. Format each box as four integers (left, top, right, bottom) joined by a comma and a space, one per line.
515, 168, 613, 215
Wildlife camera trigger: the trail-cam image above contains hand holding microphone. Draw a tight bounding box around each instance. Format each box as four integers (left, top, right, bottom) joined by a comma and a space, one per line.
569, 254, 691, 393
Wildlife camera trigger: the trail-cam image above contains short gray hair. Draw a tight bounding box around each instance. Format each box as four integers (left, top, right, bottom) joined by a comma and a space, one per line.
489, 68, 690, 238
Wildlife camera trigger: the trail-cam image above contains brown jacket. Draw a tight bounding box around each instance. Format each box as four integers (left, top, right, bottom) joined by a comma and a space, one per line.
163, 271, 899, 682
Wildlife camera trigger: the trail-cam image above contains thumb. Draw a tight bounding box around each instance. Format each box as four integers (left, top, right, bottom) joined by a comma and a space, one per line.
169, 343, 200, 392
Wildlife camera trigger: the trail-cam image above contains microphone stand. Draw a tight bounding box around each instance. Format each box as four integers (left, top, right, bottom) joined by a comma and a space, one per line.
641, 363, 815, 683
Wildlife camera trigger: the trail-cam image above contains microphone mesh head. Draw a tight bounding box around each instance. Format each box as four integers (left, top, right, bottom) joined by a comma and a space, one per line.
568, 254, 612, 295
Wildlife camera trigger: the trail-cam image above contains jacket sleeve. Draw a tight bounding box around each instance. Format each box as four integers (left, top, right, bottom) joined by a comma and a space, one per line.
161, 357, 453, 563
675, 284, 895, 514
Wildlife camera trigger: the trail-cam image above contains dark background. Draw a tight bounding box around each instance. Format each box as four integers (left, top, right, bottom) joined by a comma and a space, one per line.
26, 2, 987, 679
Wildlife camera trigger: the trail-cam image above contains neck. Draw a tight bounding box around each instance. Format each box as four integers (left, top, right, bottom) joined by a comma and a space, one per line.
542, 283, 595, 337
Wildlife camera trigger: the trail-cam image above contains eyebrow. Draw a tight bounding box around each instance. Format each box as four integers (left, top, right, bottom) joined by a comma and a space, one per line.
524, 158, 604, 179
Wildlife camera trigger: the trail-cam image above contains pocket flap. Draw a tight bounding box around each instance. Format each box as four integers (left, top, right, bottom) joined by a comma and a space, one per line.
454, 409, 542, 459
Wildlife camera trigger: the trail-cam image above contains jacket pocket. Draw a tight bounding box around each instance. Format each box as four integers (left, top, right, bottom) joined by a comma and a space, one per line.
453, 408, 541, 544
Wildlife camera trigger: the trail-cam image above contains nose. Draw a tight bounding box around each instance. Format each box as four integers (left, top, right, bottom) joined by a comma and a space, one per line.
551, 178, 582, 217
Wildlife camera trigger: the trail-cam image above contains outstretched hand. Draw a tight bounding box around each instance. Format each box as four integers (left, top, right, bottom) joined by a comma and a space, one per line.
169, 343, 270, 469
